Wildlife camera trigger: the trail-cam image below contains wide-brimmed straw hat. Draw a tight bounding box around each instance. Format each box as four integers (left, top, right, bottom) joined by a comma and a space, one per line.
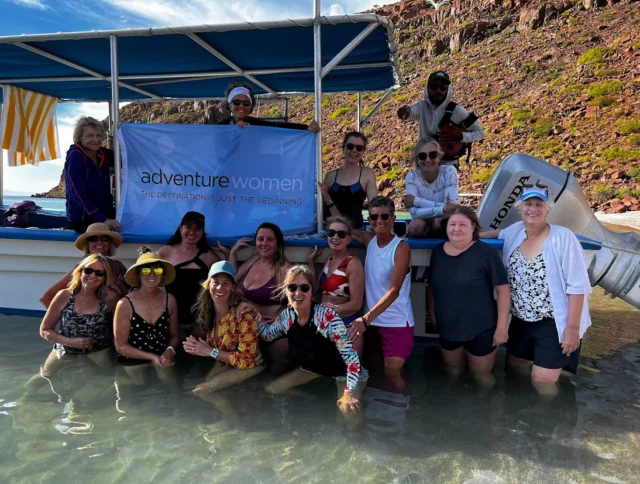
75, 223, 124, 250
124, 251, 176, 287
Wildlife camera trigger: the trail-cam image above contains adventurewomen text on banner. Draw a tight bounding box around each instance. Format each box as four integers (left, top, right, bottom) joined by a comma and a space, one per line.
117, 123, 316, 238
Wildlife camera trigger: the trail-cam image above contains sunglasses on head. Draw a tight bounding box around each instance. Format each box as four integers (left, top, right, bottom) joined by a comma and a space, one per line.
231, 100, 251, 107
345, 143, 365, 152
326, 229, 349, 239
140, 267, 164, 276
87, 235, 111, 243
417, 151, 440, 161
369, 213, 391, 221
523, 182, 549, 190
287, 284, 311, 293
83, 267, 106, 277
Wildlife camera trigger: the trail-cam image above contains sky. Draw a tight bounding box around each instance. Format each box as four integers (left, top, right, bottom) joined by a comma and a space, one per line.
1, 0, 395, 195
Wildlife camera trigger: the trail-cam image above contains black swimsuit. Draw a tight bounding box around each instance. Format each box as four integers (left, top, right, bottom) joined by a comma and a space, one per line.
118, 293, 170, 366
165, 249, 209, 331
325, 166, 367, 229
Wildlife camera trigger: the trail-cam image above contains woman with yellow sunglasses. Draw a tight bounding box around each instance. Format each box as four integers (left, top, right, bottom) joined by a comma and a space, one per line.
113, 247, 180, 383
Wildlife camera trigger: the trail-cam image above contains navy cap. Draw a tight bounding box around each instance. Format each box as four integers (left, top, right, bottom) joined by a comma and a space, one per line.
181, 211, 205, 228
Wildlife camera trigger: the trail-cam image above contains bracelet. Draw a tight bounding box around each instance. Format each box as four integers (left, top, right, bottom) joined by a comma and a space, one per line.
325, 201, 335, 208
210, 348, 220, 359
361, 316, 369, 328
166, 346, 176, 356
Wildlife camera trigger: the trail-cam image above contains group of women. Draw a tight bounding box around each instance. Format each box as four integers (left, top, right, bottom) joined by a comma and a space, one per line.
54, 80, 592, 408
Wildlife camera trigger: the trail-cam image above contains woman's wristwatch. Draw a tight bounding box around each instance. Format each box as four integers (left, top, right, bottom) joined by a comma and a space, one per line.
210, 348, 220, 359
325, 201, 335, 208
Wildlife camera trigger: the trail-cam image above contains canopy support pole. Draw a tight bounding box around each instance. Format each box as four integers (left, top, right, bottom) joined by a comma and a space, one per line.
110, 35, 121, 210
187, 34, 276, 95
361, 87, 394, 128
14, 42, 158, 99
0, 101, 3, 206
314, 0, 323, 234
321, 23, 378, 78
357, 93, 362, 131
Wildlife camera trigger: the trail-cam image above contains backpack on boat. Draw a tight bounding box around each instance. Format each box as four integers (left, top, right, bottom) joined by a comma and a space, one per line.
2, 200, 39, 228
437, 101, 478, 163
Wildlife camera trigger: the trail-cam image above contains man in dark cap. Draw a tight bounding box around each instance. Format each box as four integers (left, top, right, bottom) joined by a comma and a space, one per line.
397, 71, 484, 166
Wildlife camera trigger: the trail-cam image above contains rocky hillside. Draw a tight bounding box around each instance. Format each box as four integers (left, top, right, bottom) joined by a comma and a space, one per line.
41, 0, 640, 213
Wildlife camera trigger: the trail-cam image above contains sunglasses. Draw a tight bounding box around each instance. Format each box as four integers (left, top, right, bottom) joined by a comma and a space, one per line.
369, 213, 391, 221
286, 284, 311, 293
231, 100, 251, 107
83, 267, 106, 277
417, 151, 440, 161
326, 229, 349, 239
345, 143, 365, 152
429, 84, 449, 92
523, 182, 549, 190
87, 235, 111, 243
140, 267, 164, 276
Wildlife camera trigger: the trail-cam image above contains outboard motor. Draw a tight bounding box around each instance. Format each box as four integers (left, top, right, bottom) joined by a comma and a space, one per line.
477, 153, 640, 310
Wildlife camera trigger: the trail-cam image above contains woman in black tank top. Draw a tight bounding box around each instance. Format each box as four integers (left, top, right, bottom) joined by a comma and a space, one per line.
320, 131, 378, 229
157, 212, 224, 337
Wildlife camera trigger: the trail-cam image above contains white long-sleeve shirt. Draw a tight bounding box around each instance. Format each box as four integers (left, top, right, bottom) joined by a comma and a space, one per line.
499, 221, 592, 342
409, 84, 485, 144
405, 165, 458, 219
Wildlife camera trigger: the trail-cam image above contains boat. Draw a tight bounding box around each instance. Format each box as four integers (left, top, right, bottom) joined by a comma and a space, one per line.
0, 3, 634, 337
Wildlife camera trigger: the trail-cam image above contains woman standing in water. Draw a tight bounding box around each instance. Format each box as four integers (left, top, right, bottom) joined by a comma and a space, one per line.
428, 207, 510, 387
320, 131, 378, 229
38, 254, 115, 378
258, 265, 366, 414
183, 261, 264, 401
481, 182, 592, 396
114, 249, 180, 383
158, 212, 222, 337
229, 222, 292, 363
307, 215, 365, 355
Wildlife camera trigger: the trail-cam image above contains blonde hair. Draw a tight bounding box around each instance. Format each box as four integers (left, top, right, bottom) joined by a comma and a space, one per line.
414, 137, 443, 167
195, 275, 246, 333
73, 117, 106, 145
68, 254, 112, 297
276, 265, 317, 302
326, 215, 353, 233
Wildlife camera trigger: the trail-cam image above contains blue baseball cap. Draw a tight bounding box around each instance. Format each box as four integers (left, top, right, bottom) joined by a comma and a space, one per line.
520, 184, 549, 202
208, 260, 236, 280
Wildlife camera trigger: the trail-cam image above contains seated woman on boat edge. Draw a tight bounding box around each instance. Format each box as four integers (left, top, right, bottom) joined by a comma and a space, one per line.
37, 254, 116, 379
40, 223, 127, 309
319, 131, 378, 230
157, 211, 227, 339
209, 82, 320, 133
258, 265, 366, 415
404, 138, 459, 239
480, 182, 592, 396
63, 117, 121, 234
183, 261, 265, 398
114, 248, 180, 384
307, 215, 366, 357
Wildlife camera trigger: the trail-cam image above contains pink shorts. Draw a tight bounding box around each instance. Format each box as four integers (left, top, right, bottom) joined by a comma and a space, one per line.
368, 323, 414, 361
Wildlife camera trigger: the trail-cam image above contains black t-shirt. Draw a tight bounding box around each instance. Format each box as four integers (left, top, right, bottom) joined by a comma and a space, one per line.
428, 240, 508, 341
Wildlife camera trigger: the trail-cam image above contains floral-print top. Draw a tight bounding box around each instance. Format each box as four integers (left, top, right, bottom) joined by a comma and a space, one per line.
206, 307, 260, 370
507, 247, 554, 322
259, 305, 362, 394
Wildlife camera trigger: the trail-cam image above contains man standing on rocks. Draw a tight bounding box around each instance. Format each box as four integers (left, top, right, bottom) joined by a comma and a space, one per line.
397, 71, 485, 167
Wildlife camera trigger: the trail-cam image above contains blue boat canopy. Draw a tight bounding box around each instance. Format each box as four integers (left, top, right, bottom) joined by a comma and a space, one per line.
0, 15, 400, 102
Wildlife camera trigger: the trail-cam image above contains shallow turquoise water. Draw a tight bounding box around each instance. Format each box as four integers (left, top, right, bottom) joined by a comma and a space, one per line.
1, 314, 639, 484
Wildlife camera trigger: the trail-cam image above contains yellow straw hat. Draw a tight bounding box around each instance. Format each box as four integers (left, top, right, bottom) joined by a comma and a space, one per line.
124, 250, 175, 287
75, 223, 123, 251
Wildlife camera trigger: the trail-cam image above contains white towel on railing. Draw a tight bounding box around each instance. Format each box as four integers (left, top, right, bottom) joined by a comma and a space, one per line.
0, 86, 60, 166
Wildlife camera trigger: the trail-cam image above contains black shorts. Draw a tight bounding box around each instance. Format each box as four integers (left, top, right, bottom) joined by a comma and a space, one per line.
439, 325, 497, 357
507, 316, 581, 374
